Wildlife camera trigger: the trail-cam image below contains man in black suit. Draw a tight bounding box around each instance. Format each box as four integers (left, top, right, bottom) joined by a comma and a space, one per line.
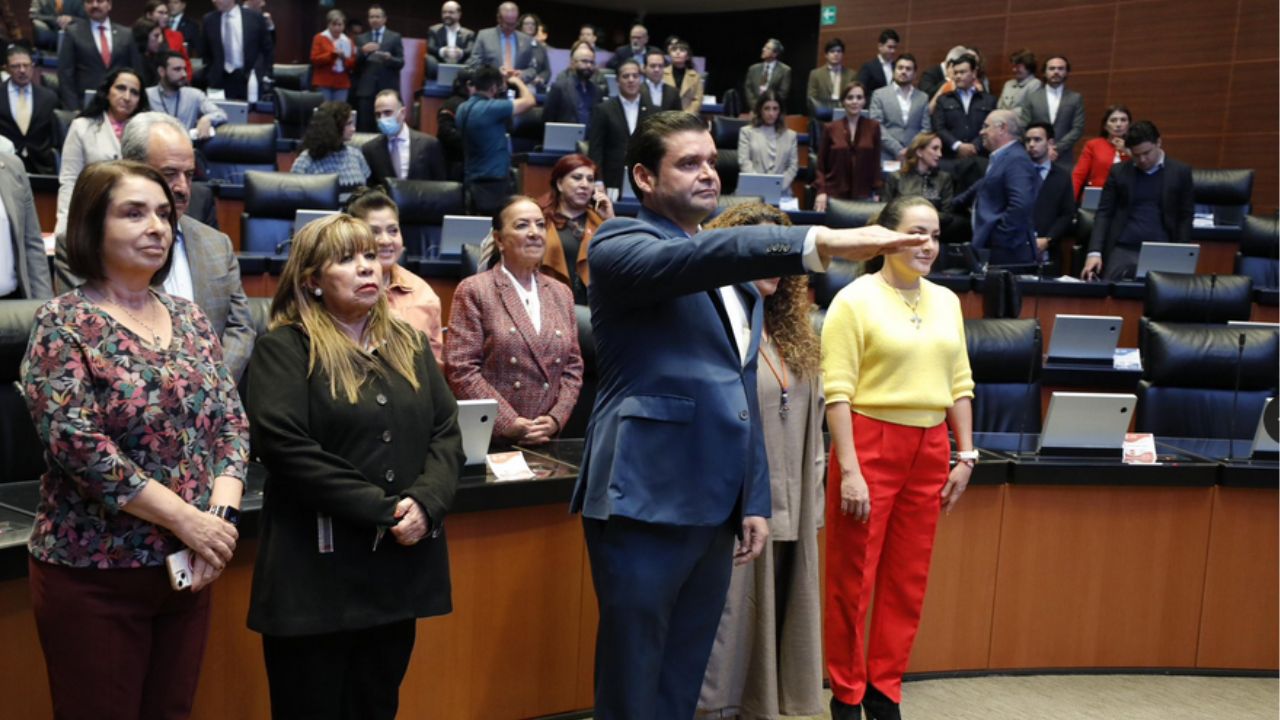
1083, 120, 1195, 281
200, 0, 273, 101
931, 54, 996, 159
542, 42, 607, 126
607, 24, 660, 72
1025, 122, 1074, 269
855, 28, 899, 96
918, 46, 965, 101
363, 90, 446, 185
167, 0, 201, 55
641, 49, 681, 113
588, 59, 655, 191
353, 4, 405, 132
426, 1, 475, 81
0, 46, 59, 175
56, 0, 141, 111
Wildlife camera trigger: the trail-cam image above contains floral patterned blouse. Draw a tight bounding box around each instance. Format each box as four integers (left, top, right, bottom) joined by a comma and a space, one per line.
21, 290, 250, 569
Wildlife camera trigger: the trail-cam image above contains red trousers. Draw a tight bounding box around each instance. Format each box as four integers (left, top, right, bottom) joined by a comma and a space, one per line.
824, 412, 949, 705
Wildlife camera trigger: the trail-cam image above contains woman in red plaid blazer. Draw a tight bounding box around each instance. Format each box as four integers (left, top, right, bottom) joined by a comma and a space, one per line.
444, 197, 585, 444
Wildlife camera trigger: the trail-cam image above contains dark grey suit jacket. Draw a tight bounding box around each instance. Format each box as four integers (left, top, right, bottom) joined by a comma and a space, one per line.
362, 129, 446, 185
1026, 85, 1086, 164
56, 19, 142, 111
1089, 157, 1195, 262
353, 28, 405, 97
1034, 162, 1076, 246
427, 23, 476, 63
743, 61, 792, 110
468, 28, 548, 87
0, 154, 52, 298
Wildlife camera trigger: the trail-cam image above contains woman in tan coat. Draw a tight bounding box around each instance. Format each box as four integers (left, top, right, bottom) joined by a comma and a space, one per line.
663, 40, 704, 114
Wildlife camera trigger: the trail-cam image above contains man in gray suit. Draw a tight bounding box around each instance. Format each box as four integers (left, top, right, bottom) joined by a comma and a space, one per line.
0, 152, 53, 299
58, 113, 255, 379
147, 51, 227, 140
868, 53, 932, 162
743, 39, 791, 111
353, 4, 405, 132
1025, 55, 1085, 164
467, 2, 548, 89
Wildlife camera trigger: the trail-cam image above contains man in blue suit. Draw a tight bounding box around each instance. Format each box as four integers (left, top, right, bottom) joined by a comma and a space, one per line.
571, 111, 926, 720
968, 108, 1041, 267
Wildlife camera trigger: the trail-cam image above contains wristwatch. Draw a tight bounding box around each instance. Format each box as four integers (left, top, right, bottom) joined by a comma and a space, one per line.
953, 450, 979, 467
207, 505, 240, 527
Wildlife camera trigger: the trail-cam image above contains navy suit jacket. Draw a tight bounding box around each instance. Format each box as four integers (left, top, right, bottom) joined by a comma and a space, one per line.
571, 208, 809, 526
971, 141, 1040, 264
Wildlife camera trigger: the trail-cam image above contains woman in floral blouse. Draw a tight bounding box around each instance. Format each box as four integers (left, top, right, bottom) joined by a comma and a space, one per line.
291, 101, 372, 191
22, 160, 249, 719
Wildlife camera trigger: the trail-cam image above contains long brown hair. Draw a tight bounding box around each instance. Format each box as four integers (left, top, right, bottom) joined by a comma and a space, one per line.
270, 214, 423, 402
705, 203, 820, 378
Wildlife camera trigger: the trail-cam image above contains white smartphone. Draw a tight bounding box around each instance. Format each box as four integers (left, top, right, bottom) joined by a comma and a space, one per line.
165, 549, 194, 591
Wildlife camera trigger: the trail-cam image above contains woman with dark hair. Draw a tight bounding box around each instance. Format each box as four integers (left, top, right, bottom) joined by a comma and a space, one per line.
245, 214, 462, 719
664, 40, 703, 114
698, 203, 826, 720
132, 18, 167, 87
292, 101, 372, 190
310, 9, 357, 102
882, 132, 955, 210
347, 187, 445, 362
445, 196, 584, 445
24, 160, 247, 719
822, 196, 975, 720
56, 67, 150, 236
539, 153, 613, 304
739, 90, 799, 210
1072, 104, 1132, 200
142, 0, 193, 80
518, 12, 548, 44
814, 80, 882, 212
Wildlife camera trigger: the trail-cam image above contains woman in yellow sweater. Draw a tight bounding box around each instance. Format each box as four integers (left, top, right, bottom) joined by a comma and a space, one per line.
821, 195, 976, 720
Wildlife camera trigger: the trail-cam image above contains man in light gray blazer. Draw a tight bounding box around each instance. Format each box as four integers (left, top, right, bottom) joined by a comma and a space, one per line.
467, 2, 548, 88
1025, 55, 1085, 164
147, 51, 228, 140
0, 153, 53, 299
56, 113, 255, 379
868, 54, 932, 162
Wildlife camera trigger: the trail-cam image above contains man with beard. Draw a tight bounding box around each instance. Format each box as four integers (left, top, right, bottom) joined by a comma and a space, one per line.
543, 41, 608, 126
146, 50, 228, 140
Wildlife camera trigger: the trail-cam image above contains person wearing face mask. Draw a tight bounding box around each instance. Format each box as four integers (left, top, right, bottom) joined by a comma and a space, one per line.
814, 80, 882, 212
444, 195, 584, 446
362, 89, 446, 185
542, 41, 608, 126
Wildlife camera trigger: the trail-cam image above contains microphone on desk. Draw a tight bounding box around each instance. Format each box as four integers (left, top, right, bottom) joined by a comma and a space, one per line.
1230, 331, 1246, 460
1205, 274, 1217, 324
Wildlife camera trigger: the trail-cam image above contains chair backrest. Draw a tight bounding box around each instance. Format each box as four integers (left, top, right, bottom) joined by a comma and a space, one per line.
715, 151, 741, 195
809, 258, 861, 309
710, 116, 748, 149
1143, 271, 1253, 323
460, 242, 485, 277
272, 63, 312, 92
53, 108, 75, 149
825, 198, 885, 229
964, 318, 1042, 433
384, 179, 466, 257
201, 123, 279, 184
1191, 168, 1254, 225
1136, 321, 1278, 439
0, 300, 52, 483
240, 171, 340, 253
1235, 214, 1279, 290
274, 88, 325, 140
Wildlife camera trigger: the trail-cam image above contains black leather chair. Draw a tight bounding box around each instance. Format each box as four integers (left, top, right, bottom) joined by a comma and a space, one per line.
240, 171, 340, 254
710, 116, 748, 194
825, 198, 885, 229
1140, 271, 1253, 348
274, 88, 325, 141
1135, 321, 1278, 439
384, 179, 466, 258
809, 258, 860, 309
1235, 215, 1278, 291
272, 64, 312, 92
561, 304, 596, 439
201, 123, 279, 184
460, 242, 485, 278
964, 318, 1042, 433
0, 300, 50, 484
1191, 168, 1254, 227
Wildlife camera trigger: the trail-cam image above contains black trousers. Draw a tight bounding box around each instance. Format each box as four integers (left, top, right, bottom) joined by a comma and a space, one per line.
262, 619, 417, 720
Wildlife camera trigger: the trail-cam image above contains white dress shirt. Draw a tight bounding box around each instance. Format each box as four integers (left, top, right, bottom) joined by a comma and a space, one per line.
501, 263, 541, 333
91, 19, 113, 56
222, 6, 243, 72
162, 228, 195, 302
1046, 84, 1063, 123
894, 82, 913, 120
445, 25, 459, 48
389, 123, 411, 179
620, 95, 641, 134
645, 80, 665, 108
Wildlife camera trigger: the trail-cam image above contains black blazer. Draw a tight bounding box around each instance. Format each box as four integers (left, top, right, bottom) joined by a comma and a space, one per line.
542, 70, 607, 125
427, 23, 476, 63
932, 89, 997, 157
0, 82, 59, 175
353, 29, 405, 97
244, 325, 462, 637
606, 44, 661, 72
172, 13, 201, 56
1034, 163, 1075, 245
1089, 156, 1195, 259
918, 64, 947, 100
855, 57, 891, 95
55, 19, 141, 111
588, 95, 657, 190
362, 129, 446, 185
199, 8, 273, 91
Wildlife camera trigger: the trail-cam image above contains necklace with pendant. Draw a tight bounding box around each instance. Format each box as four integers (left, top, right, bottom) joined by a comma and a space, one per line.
881, 274, 923, 329
93, 289, 164, 346
760, 333, 791, 419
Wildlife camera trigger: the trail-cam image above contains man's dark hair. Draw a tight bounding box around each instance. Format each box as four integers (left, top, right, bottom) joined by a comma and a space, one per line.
471, 64, 505, 94
1026, 121, 1055, 141
1043, 54, 1071, 73
824, 38, 845, 54
5, 44, 33, 65
1009, 49, 1036, 73
154, 49, 185, 70
644, 48, 666, 66
952, 53, 977, 72
79, 67, 151, 120
616, 58, 641, 75
375, 88, 403, 105
579, 22, 599, 37
894, 53, 916, 72
878, 29, 900, 44
625, 111, 707, 202
765, 38, 784, 57
1125, 120, 1160, 148
299, 101, 352, 161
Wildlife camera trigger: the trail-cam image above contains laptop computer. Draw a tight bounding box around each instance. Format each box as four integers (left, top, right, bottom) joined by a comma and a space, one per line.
436, 63, 465, 87
1081, 186, 1103, 211
736, 173, 785, 206
440, 215, 492, 256
543, 122, 586, 153
1250, 397, 1279, 460
1037, 392, 1137, 458
1135, 242, 1200, 278
214, 100, 250, 125
1046, 315, 1123, 365
294, 209, 338, 233
457, 399, 498, 465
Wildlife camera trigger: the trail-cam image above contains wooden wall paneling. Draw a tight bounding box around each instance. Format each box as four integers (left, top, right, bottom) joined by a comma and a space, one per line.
1065, 71, 1116, 140
1114, 0, 1239, 69
1234, 0, 1280, 62
219, 198, 245, 253
988, 485, 1214, 669
1196, 487, 1280, 670
909, 0, 1010, 24
816, 27, 886, 68
0, 575, 53, 720
575, 542, 599, 709
1003, 6, 1119, 79
1225, 61, 1280, 135
907, 484, 1005, 673
1106, 67, 1229, 138
1220, 132, 1278, 217
898, 17, 1008, 84
1250, 303, 1278, 323
1159, 135, 1229, 174
822, 1, 908, 32
192, 543, 271, 720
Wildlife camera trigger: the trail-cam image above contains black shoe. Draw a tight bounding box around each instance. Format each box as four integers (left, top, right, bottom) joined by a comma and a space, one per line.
830, 694, 862, 720
862, 684, 901, 720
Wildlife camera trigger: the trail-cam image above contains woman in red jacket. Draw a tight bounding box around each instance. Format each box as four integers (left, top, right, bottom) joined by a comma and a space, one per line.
1071, 104, 1132, 201
142, 1, 192, 81
311, 9, 357, 102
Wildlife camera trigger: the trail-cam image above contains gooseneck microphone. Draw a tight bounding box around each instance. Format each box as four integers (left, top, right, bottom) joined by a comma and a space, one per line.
1230, 332, 1246, 460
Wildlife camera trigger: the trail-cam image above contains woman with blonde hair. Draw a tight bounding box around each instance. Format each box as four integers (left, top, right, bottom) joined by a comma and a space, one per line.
245, 214, 462, 719
699, 202, 826, 720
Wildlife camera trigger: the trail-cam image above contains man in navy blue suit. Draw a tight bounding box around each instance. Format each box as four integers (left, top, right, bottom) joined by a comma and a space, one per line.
968, 108, 1041, 267
571, 111, 926, 720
